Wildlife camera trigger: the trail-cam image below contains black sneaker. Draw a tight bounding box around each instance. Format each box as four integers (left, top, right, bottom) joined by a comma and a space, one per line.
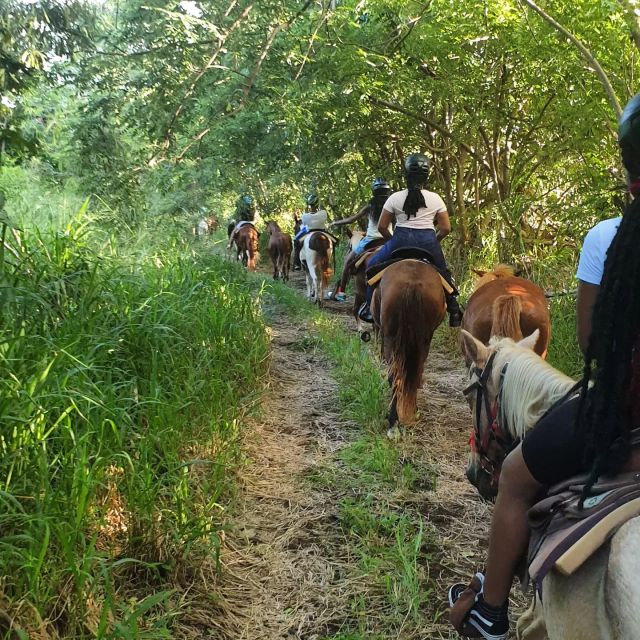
358, 302, 373, 323
449, 583, 508, 640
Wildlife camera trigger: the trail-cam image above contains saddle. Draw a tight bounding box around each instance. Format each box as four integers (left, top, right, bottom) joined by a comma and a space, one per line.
298, 229, 340, 245
353, 238, 387, 271
364, 247, 457, 294
235, 221, 259, 235
527, 439, 640, 597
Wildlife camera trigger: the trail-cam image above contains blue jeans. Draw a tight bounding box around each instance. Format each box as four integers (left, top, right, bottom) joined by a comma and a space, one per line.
364, 227, 452, 306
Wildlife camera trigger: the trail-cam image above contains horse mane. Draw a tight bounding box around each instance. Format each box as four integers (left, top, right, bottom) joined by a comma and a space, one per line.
490, 337, 576, 440
473, 264, 516, 291
491, 295, 523, 342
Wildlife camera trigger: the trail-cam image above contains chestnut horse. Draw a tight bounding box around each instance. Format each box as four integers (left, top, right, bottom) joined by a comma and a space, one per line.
299, 231, 333, 305
461, 265, 550, 365
265, 221, 292, 281
235, 224, 259, 271
372, 260, 446, 437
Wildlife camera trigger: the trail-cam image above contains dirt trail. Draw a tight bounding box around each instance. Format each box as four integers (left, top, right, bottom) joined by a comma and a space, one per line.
212, 267, 500, 639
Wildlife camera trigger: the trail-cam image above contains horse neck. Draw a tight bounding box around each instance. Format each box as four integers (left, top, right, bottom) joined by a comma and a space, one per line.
494, 346, 576, 440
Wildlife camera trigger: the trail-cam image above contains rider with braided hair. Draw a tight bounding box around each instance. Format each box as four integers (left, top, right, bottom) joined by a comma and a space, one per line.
358, 154, 463, 327
448, 93, 640, 640
329, 177, 393, 301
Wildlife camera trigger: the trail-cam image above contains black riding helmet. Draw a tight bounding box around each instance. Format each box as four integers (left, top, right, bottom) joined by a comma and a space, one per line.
619, 93, 640, 181
305, 193, 319, 207
404, 153, 430, 177
371, 177, 391, 196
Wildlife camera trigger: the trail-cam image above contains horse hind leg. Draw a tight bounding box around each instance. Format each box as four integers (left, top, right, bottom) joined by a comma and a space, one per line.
386, 392, 401, 440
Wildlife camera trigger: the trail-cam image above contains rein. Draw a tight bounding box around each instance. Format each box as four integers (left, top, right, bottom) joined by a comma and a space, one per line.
463, 352, 518, 484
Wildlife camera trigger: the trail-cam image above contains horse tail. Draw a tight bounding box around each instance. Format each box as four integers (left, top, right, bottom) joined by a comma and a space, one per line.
309, 233, 333, 286
490, 294, 523, 341
387, 284, 429, 424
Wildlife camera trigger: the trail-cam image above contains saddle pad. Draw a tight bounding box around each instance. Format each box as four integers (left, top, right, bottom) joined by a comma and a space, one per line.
367, 260, 454, 294
300, 230, 340, 245
354, 245, 382, 270
554, 497, 640, 576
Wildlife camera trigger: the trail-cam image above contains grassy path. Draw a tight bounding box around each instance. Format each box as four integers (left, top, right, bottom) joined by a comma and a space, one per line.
208, 262, 521, 639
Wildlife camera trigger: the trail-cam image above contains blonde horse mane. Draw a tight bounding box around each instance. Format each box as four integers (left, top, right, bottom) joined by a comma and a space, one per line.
473, 264, 516, 291
490, 337, 576, 440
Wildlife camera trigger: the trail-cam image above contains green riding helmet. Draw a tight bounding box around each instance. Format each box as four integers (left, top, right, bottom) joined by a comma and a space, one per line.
404, 153, 430, 177
371, 177, 391, 196
619, 93, 640, 181
236, 194, 255, 220
305, 193, 319, 207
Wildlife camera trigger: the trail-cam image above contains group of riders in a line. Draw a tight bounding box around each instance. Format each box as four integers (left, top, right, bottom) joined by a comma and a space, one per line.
222, 93, 640, 640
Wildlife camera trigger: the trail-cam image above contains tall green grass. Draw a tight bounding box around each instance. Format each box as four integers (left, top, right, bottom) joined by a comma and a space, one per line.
0, 201, 269, 636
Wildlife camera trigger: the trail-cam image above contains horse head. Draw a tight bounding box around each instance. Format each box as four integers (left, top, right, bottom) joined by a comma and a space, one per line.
460, 329, 557, 500
265, 220, 281, 236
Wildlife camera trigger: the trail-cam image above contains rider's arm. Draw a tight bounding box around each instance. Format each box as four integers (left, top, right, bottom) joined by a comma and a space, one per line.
435, 210, 451, 241
331, 204, 369, 227
576, 280, 599, 355
378, 209, 393, 240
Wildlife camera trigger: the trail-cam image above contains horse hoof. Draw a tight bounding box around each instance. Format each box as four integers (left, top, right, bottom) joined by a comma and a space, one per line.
386, 426, 401, 441
360, 331, 371, 342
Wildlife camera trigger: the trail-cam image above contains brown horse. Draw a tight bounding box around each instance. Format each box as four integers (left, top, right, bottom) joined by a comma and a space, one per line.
235, 223, 259, 271
351, 235, 386, 341
372, 260, 446, 437
460, 265, 550, 364
265, 221, 292, 281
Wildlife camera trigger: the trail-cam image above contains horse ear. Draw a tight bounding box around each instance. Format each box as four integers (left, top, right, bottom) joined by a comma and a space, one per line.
461, 330, 490, 366
472, 269, 486, 278
517, 329, 540, 351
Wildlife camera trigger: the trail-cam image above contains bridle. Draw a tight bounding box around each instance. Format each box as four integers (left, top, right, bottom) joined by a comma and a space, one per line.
463, 350, 519, 488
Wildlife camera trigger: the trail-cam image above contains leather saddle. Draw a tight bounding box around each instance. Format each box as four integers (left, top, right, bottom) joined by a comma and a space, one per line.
526, 459, 640, 597
364, 246, 457, 295
298, 229, 340, 245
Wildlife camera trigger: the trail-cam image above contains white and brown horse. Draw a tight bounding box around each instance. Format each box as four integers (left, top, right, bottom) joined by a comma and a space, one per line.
299, 231, 333, 305
265, 220, 292, 281
461, 330, 640, 640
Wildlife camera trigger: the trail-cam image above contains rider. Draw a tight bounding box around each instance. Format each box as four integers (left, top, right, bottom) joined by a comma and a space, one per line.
227, 194, 256, 248
358, 153, 463, 327
329, 177, 393, 301
293, 193, 330, 263
448, 93, 640, 640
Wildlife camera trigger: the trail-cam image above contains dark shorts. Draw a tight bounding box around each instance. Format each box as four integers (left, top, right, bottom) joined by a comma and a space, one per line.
521, 395, 588, 486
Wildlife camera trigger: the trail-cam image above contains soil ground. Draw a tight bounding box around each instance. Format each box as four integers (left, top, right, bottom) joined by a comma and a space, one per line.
211, 262, 523, 639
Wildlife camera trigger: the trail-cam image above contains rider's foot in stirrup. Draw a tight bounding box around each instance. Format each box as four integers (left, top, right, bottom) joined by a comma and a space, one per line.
449, 582, 508, 640
358, 302, 373, 323
449, 309, 463, 328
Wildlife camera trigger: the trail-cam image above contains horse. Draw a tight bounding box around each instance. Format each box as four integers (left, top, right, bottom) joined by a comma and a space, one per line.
265, 220, 292, 281
372, 260, 446, 437
206, 215, 219, 232
461, 265, 550, 365
299, 230, 333, 305
235, 224, 259, 271
460, 329, 640, 640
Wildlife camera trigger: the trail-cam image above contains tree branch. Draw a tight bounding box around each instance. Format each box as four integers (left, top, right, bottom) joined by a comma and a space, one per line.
521, 0, 622, 119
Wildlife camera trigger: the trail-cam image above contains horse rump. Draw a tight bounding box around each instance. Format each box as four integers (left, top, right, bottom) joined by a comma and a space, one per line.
490, 294, 523, 342
385, 285, 431, 424
308, 232, 333, 286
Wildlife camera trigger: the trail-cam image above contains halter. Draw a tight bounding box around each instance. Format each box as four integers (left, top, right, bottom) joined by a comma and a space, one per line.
463, 351, 519, 487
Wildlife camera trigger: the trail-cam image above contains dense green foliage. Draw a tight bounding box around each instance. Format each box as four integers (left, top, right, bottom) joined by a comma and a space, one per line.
0, 179, 268, 635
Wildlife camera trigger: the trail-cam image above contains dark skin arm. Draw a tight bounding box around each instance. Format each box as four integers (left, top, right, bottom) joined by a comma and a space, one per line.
576, 280, 600, 355
378, 209, 394, 240
331, 204, 369, 227
434, 210, 451, 242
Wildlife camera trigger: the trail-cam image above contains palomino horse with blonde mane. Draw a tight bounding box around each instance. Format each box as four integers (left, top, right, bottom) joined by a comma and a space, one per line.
460, 329, 640, 640
372, 259, 446, 437
265, 221, 292, 281
461, 265, 550, 365
299, 230, 333, 305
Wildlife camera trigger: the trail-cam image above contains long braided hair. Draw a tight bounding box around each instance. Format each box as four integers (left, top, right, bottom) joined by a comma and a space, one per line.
370, 193, 389, 224
577, 197, 640, 494
402, 170, 428, 218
